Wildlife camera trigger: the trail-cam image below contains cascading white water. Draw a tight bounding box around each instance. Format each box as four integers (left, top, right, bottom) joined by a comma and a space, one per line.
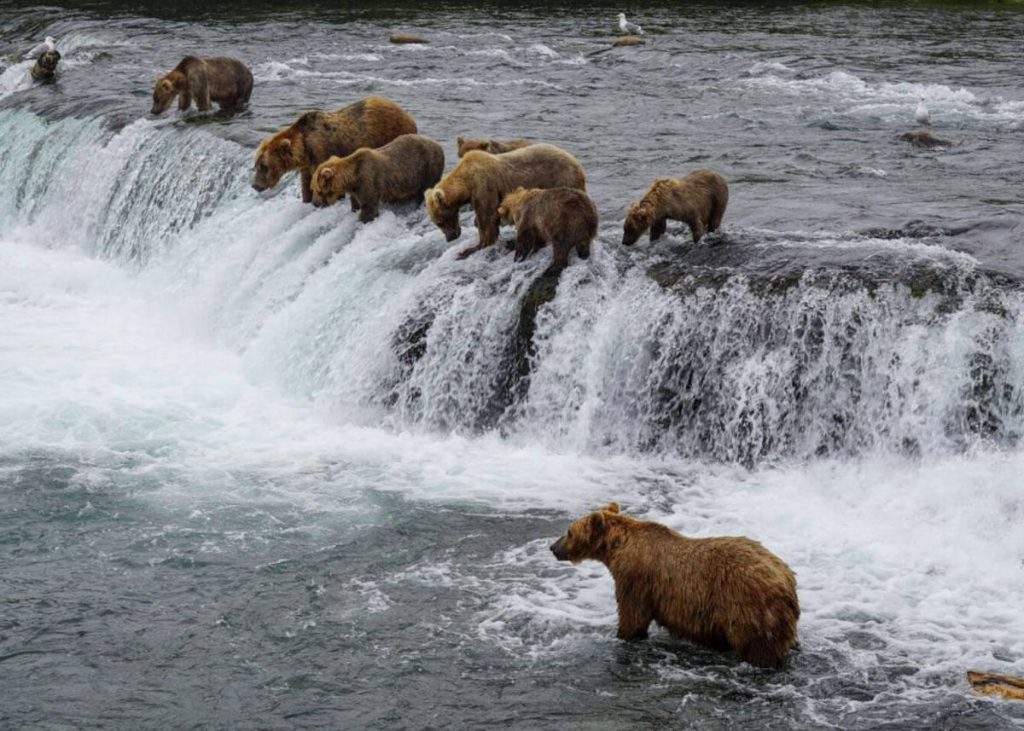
3, 108, 1024, 465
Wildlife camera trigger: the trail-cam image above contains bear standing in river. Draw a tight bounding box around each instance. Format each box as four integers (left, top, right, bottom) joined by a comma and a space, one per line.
151, 56, 253, 115
30, 49, 60, 82
496, 187, 596, 275
424, 143, 586, 260
253, 96, 417, 204
310, 134, 444, 223
622, 170, 728, 246
550, 503, 799, 669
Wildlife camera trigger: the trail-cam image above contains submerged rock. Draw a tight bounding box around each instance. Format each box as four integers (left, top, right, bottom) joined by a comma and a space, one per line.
390, 33, 428, 45
613, 35, 646, 47
900, 130, 953, 149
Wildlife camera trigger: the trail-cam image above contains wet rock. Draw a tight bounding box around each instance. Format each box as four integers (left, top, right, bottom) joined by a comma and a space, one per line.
390, 33, 428, 45
613, 35, 645, 47
899, 130, 953, 149
967, 671, 1024, 701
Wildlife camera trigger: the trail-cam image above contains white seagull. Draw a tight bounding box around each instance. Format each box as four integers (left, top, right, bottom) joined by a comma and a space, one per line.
915, 100, 930, 126
24, 36, 57, 60
618, 13, 644, 35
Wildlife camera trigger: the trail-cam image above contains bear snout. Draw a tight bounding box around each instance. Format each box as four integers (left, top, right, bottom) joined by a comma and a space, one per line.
251, 181, 267, 192
550, 538, 569, 561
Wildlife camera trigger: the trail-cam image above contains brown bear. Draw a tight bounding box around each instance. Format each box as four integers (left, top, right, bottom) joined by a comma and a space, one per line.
496, 187, 597, 275
310, 134, 444, 223
899, 130, 953, 149
456, 136, 533, 158
424, 143, 586, 260
622, 170, 728, 246
550, 503, 799, 669
30, 49, 60, 82
151, 56, 253, 115
253, 96, 417, 204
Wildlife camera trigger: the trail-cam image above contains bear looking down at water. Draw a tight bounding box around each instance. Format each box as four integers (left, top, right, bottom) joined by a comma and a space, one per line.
550, 503, 799, 668
622, 170, 728, 246
253, 96, 417, 204
424, 143, 586, 260
30, 49, 60, 82
310, 134, 444, 223
151, 56, 253, 115
496, 186, 596, 275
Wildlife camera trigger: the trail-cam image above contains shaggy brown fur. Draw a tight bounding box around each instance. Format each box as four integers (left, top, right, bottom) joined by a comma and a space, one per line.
424, 143, 586, 259
900, 130, 953, 149
551, 503, 799, 669
30, 49, 60, 82
253, 96, 417, 203
310, 134, 444, 222
151, 56, 253, 115
456, 137, 533, 158
622, 169, 728, 246
496, 187, 597, 275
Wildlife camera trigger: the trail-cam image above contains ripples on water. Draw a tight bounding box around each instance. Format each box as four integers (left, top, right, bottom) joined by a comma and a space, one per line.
1, 2, 1023, 728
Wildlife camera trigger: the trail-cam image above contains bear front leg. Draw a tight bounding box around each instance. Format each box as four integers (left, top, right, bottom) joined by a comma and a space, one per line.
178, 91, 190, 111
513, 228, 541, 262
300, 169, 313, 204
615, 587, 652, 641
358, 202, 379, 224
649, 217, 667, 242
457, 210, 499, 260
350, 196, 361, 212
689, 220, 707, 244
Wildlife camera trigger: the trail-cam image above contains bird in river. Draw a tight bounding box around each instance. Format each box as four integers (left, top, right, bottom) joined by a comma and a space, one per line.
24, 36, 57, 60
915, 100, 930, 126
618, 13, 644, 35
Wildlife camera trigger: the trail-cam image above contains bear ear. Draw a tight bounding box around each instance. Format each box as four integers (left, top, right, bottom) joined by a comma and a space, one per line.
320, 167, 334, 182
601, 502, 620, 514
456, 136, 464, 146
427, 188, 446, 206
279, 138, 291, 151
589, 511, 607, 535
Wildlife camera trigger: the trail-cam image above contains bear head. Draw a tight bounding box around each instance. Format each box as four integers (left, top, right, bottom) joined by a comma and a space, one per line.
497, 187, 533, 226
310, 155, 357, 208
425, 187, 461, 242
37, 50, 60, 72
252, 133, 299, 192
550, 502, 621, 563
622, 200, 655, 246
456, 136, 488, 158
151, 70, 185, 115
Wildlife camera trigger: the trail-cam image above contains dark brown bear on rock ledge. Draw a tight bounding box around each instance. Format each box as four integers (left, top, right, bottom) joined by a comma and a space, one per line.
151, 56, 253, 115
551, 503, 799, 668
497, 187, 597, 275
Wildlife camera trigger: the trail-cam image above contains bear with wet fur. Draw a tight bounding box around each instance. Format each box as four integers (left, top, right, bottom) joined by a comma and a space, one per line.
30, 49, 60, 82
311, 134, 444, 223
151, 56, 253, 115
423, 143, 586, 260
456, 136, 533, 158
496, 187, 596, 275
253, 96, 417, 204
622, 169, 728, 246
550, 503, 799, 669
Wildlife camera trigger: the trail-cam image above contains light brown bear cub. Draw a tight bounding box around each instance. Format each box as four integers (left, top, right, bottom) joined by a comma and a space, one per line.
551, 503, 799, 669
253, 96, 417, 203
151, 56, 253, 115
424, 143, 586, 260
310, 134, 444, 223
622, 169, 728, 246
456, 136, 533, 158
497, 187, 597, 275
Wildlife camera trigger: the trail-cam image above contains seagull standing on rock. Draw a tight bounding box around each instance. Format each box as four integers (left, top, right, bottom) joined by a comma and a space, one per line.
915, 100, 930, 126
24, 36, 57, 60
618, 13, 644, 35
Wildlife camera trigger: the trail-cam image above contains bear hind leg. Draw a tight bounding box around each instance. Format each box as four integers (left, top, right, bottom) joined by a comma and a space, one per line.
575, 238, 591, 260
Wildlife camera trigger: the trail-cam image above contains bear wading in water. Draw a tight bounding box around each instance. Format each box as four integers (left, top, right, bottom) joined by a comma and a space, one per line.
30, 49, 60, 82
310, 133, 444, 223
424, 143, 586, 260
496, 186, 597, 275
151, 56, 253, 115
622, 169, 728, 246
253, 96, 417, 204
456, 136, 533, 158
551, 503, 799, 668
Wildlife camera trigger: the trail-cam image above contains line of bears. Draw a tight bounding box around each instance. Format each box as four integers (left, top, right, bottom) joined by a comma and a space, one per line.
151, 57, 797, 669
151, 57, 728, 278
